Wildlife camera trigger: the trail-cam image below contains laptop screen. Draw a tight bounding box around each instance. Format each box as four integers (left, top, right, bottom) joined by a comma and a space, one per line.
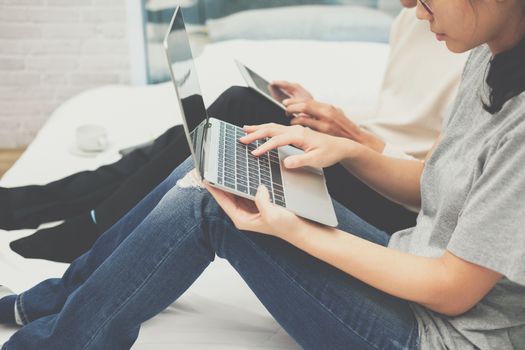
164, 7, 208, 175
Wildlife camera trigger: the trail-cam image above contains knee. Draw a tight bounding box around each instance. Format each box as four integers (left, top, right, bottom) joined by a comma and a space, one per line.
161, 183, 222, 223
208, 86, 258, 125
159, 185, 235, 256
219, 86, 253, 102
165, 158, 195, 188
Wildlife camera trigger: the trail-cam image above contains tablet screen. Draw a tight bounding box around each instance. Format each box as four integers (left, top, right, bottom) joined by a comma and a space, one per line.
244, 66, 290, 104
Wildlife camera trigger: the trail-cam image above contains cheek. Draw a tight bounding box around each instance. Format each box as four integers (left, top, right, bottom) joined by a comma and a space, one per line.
446, 0, 507, 50
440, 9, 479, 52
454, 21, 478, 48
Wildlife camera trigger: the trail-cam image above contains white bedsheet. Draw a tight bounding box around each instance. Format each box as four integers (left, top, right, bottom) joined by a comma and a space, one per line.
0, 39, 389, 348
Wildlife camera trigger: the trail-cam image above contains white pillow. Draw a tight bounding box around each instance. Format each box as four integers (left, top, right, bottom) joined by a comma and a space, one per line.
207, 5, 393, 43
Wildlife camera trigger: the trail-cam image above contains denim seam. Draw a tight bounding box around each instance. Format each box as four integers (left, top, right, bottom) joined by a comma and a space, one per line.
16, 294, 29, 326
408, 314, 420, 350
82, 223, 199, 350
208, 216, 386, 350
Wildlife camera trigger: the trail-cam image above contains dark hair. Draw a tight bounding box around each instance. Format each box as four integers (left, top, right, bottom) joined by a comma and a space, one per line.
484, 35, 525, 114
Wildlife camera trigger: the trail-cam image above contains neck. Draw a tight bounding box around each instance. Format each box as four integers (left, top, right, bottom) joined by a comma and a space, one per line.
488, 15, 525, 55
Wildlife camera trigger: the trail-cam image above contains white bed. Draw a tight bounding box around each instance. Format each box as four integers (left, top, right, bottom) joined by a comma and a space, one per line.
0, 39, 389, 349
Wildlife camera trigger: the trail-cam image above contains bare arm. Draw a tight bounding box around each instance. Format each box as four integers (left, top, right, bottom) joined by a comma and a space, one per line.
339, 136, 441, 209
285, 221, 502, 317
212, 126, 499, 317
244, 124, 440, 210
340, 143, 425, 208
208, 176, 501, 317
271, 81, 386, 152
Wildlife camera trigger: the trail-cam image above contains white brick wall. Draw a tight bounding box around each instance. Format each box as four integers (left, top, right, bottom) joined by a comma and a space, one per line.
0, 0, 131, 148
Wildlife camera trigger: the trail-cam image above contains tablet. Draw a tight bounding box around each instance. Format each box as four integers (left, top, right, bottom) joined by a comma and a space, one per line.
235, 60, 290, 110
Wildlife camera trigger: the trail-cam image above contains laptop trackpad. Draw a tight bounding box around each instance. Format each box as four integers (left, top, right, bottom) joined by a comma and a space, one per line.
279, 147, 337, 227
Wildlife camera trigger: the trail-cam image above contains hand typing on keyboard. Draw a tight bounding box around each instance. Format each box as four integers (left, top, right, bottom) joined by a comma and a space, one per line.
216, 123, 286, 207
240, 123, 362, 170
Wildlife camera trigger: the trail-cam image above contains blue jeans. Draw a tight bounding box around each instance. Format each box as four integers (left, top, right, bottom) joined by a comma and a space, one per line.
3, 158, 419, 350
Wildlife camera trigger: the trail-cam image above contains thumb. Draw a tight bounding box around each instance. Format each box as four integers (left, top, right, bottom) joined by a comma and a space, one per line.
283, 153, 316, 169
282, 97, 304, 106
254, 184, 272, 216
271, 80, 293, 89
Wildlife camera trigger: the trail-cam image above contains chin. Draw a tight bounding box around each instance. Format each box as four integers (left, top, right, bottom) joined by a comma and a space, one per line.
445, 41, 471, 54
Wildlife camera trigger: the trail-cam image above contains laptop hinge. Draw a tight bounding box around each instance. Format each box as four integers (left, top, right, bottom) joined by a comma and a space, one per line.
198, 119, 212, 177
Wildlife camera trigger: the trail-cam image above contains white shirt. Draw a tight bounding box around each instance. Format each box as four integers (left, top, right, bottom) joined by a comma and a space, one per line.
360, 8, 469, 159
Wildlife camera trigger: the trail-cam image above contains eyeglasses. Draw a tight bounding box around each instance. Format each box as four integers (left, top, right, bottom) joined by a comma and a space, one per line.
418, 0, 433, 15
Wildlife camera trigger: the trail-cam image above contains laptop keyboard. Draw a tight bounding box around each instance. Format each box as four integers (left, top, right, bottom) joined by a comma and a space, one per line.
216, 122, 286, 207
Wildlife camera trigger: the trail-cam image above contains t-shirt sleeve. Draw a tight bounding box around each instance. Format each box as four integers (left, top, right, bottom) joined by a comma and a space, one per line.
447, 134, 525, 285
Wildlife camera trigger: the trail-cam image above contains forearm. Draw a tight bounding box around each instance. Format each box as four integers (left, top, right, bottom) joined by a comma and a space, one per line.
352, 127, 386, 154
340, 141, 423, 208
284, 222, 455, 315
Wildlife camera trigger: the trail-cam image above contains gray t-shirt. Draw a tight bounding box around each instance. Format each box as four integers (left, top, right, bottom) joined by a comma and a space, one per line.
388, 45, 525, 350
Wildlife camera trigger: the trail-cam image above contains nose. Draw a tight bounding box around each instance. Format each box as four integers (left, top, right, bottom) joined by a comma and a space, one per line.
415, 0, 433, 20
399, 0, 417, 7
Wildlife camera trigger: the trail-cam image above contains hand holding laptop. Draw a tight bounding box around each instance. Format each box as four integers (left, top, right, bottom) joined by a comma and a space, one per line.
205, 181, 304, 239
208, 121, 358, 237
165, 7, 337, 227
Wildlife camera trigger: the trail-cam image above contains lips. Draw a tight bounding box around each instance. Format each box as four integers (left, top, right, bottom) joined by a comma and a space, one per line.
431, 30, 446, 41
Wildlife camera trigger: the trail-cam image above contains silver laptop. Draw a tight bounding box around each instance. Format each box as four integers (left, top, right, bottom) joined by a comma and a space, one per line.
163, 7, 338, 227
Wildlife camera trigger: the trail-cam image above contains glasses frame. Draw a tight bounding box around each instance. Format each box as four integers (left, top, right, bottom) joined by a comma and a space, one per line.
418, 0, 433, 15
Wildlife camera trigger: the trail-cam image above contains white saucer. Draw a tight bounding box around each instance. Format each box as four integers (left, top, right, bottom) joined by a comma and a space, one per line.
68, 142, 115, 158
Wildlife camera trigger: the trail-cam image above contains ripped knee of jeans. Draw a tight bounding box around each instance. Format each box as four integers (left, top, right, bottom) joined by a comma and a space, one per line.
176, 169, 205, 189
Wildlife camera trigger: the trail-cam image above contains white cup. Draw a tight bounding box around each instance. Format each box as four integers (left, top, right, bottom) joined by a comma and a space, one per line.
76, 124, 109, 153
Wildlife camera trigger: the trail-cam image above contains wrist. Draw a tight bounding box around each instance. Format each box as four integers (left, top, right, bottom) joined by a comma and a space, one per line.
355, 128, 385, 153
339, 137, 364, 162
270, 212, 310, 240
280, 218, 315, 245
281, 219, 341, 254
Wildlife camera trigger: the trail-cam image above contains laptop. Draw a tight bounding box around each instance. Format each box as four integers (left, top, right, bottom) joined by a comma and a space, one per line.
163, 7, 338, 227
